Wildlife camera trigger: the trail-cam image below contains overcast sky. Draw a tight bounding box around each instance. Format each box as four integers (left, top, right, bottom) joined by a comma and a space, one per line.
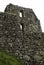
0, 0, 44, 32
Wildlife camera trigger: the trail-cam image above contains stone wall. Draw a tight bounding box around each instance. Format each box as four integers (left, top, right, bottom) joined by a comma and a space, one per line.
5, 4, 42, 34
0, 3, 44, 65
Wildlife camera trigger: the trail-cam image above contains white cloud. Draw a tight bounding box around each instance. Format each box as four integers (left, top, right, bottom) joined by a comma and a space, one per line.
0, 0, 44, 32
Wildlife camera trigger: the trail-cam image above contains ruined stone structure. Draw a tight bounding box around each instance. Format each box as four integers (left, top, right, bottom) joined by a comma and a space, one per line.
0, 3, 44, 65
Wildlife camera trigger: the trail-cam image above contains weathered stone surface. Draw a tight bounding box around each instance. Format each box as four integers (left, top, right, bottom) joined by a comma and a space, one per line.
5, 3, 42, 34
23, 55, 30, 61
0, 3, 44, 65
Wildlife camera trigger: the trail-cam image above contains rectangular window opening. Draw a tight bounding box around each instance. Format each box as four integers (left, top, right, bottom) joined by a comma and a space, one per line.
20, 23, 24, 31
19, 10, 23, 17
20, 24, 22, 30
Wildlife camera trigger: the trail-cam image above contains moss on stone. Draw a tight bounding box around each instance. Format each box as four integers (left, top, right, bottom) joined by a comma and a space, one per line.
0, 51, 22, 65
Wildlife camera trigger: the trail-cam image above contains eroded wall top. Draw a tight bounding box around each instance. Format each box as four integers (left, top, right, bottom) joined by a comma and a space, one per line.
4, 3, 42, 35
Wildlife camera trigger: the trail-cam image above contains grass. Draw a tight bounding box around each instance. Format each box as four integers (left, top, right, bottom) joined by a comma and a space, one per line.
0, 51, 22, 65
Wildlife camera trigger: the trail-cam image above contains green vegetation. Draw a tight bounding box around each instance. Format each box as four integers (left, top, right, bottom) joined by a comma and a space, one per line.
0, 51, 22, 65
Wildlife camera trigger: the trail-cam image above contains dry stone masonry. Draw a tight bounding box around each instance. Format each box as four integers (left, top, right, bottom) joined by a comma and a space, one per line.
0, 3, 44, 65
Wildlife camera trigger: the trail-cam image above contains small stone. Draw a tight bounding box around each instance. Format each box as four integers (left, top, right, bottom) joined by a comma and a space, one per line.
23, 55, 30, 61
40, 51, 44, 56
9, 43, 13, 47
34, 55, 42, 62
